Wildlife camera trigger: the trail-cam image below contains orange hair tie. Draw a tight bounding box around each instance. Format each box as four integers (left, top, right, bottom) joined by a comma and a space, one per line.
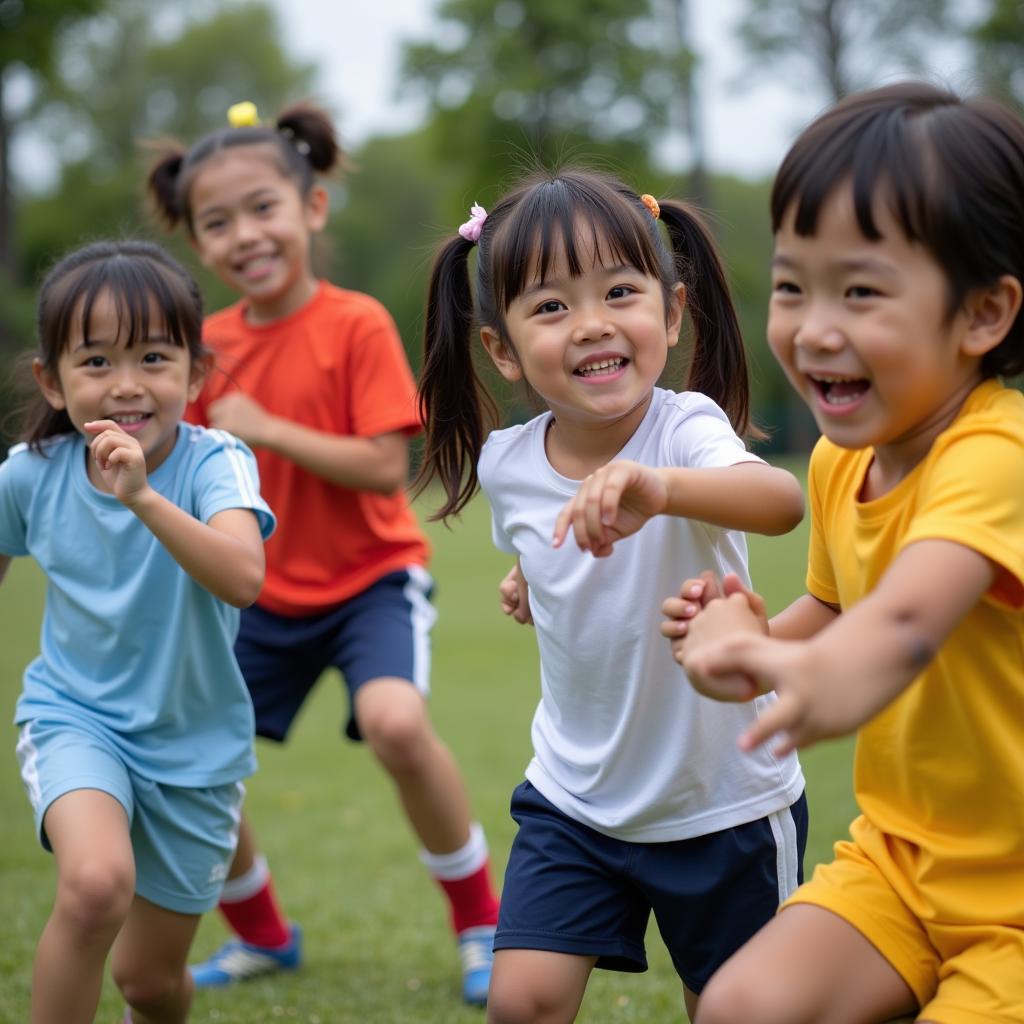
640, 193, 660, 219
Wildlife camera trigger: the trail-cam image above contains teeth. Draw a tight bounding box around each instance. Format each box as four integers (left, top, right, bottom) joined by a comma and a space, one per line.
823, 391, 861, 406
577, 358, 624, 376
111, 414, 147, 424
810, 375, 860, 383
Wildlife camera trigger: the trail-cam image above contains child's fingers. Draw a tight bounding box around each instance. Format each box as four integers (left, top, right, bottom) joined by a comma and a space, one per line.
738, 691, 801, 753
552, 500, 574, 548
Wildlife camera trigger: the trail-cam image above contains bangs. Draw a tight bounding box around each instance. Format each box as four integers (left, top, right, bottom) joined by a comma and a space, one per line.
48, 256, 198, 357
490, 176, 667, 310
772, 103, 945, 247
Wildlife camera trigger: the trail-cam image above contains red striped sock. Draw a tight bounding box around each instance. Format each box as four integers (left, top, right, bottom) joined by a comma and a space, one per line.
217, 856, 291, 949
436, 859, 501, 935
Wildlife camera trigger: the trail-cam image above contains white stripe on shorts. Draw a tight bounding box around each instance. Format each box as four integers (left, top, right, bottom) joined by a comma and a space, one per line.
16, 722, 42, 809
767, 804, 801, 902
403, 564, 438, 698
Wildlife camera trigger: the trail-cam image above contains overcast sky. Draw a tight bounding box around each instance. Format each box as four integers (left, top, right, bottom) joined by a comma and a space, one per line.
274, 0, 824, 180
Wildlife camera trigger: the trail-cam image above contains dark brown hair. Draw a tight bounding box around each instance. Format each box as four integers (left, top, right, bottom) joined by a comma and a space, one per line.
147, 101, 343, 234
772, 81, 1024, 377
415, 167, 752, 520
21, 239, 204, 452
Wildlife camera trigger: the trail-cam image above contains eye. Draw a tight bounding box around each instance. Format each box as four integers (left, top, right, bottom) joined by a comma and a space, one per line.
533, 299, 565, 315
607, 284, 635, 300
82, 355, 108, 368
846, 285, 879, 299
141, 351, 168, 365
254, 199, 277, 215
772, 279, 801, 296
199, 218, 226, 233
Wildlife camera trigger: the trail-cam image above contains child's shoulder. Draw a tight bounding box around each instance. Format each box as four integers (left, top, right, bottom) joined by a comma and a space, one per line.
1, 434, 76, 473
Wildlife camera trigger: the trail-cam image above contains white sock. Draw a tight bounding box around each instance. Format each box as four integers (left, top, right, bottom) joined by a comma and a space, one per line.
419, 822, 488, 880
219, 853, 270, 903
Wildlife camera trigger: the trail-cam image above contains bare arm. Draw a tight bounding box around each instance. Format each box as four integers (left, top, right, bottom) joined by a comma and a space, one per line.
683, 539, 997, 754
207, 392, 410, 494
128, 495, 266, 607
87, 420, 266, 607
660, 463, 805, 536
554, 460, 804, 556
0, 553, 11, 586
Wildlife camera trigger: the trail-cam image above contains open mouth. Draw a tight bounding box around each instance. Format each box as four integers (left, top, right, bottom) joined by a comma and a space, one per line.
109, 413, 152, 428
574, 357, 627, 378
810, 375, 869, 406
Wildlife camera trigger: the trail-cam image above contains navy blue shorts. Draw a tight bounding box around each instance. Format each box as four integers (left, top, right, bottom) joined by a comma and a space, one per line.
495, 781, 808, 993
235, 566, 436, 743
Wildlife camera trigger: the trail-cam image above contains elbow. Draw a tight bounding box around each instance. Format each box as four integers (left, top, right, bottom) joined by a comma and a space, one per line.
761, 478, 805, 535
223, 556, 266, 608
372, 451, 411, 496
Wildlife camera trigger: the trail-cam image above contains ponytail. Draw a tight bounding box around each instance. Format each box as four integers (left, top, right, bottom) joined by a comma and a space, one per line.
146, 146, 188, 228
413, 236, 500, 521
658, 200, 758, 438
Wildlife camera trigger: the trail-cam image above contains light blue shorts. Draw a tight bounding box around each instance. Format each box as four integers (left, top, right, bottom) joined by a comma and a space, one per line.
16, 719, 245, 914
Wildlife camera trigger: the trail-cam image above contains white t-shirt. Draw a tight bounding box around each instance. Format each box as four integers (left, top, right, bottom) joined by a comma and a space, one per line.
479, 388, 804, 842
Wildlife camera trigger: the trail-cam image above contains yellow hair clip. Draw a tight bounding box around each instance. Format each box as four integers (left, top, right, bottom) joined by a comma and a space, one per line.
227, 101, 260, 128
640, 193, 660, 220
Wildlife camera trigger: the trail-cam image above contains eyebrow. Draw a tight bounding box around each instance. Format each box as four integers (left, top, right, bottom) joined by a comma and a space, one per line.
71, 334, 175, 353
195, 186, 279, 220
518, 263, 638, 300
772, 253, 898, 277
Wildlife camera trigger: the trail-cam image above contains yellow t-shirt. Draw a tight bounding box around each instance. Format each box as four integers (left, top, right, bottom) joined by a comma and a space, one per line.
807, 379, 1024, 925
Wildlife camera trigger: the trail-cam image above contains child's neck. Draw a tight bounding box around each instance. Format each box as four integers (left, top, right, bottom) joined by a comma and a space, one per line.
243, 276, 319, 326
545, 398, 652, 480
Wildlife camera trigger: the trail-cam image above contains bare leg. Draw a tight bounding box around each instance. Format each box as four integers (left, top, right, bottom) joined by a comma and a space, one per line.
695, 904, 917, 1024
486, 949, 596, 1024
111, 897, 200, 1023
32, 790, 135, 1024
222, 811, 257, 880
355, 678, 473, 853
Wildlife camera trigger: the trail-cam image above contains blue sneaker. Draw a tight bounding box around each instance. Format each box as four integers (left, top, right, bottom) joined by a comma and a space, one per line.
189, 924, 302, 988
458, 925, 495, 1007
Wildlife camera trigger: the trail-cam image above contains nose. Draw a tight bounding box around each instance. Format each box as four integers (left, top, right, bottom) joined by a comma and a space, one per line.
570, 304, 614, 345
110, 365, 143, 398
232, 213, 261, 246
794, 303, 845, 354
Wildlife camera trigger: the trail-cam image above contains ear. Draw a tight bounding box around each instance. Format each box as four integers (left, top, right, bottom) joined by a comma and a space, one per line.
961, 275, 1023, 358
305, 185, 330, 232
32, 359, 65, 411
666, 283, 686, 350
188, 351, 214, 403
480, 326, 523, 383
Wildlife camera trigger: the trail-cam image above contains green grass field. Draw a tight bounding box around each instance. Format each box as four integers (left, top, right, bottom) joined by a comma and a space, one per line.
0, 476, 857, 1023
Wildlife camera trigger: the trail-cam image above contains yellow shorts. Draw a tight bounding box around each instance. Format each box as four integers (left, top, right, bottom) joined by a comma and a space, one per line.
783, 832, 1024, 1024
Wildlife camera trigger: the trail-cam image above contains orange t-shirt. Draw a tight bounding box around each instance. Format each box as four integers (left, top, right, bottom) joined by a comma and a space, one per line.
187, 281, 430, 616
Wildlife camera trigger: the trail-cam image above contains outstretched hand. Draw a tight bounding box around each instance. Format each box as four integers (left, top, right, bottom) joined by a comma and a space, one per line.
553, 460, 667, 557
84, 420, 150, 505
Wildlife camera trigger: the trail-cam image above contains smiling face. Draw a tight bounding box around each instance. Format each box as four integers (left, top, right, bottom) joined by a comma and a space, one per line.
482, 227, 682, 458
34, 289, 204, 487
767, 185, 991, 477
189, 145, 328, 324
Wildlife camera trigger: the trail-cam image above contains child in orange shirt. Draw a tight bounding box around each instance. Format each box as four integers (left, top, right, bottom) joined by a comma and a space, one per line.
148, 101, 500, 1007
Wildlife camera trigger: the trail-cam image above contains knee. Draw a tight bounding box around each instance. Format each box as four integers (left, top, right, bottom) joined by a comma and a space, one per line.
486, 980, 562, 1024
115, 965, 190, 1016
695, 971, 780, 1024
55, 856, 134, 936
360, 697, 433, 775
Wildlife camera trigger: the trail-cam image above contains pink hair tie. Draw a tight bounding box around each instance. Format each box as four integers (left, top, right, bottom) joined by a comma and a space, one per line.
458, 203, 488, 242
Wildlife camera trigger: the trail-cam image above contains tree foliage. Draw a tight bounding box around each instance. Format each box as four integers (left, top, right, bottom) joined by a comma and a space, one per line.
973, 0, 1024, 111
735, 0, 952, 101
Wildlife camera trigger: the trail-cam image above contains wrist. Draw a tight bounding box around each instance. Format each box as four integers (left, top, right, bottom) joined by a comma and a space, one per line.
122, 483, 158, 514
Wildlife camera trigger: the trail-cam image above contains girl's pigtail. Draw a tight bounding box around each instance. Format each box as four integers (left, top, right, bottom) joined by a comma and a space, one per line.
658, 201, 756, 438
413, 236, 499, 521
146, 146, 188, 228
276, 102, 345, 176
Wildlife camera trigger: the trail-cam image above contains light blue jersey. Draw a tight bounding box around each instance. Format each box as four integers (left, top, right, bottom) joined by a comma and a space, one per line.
0, 424, 275, 786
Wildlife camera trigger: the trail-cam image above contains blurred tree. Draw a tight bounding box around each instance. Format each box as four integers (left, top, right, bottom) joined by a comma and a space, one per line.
16, 0, 316, 298
734, 0, 952, 102
972, 0, 1024, 111
0, 0, 103, 284
400, 0, 706, 201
